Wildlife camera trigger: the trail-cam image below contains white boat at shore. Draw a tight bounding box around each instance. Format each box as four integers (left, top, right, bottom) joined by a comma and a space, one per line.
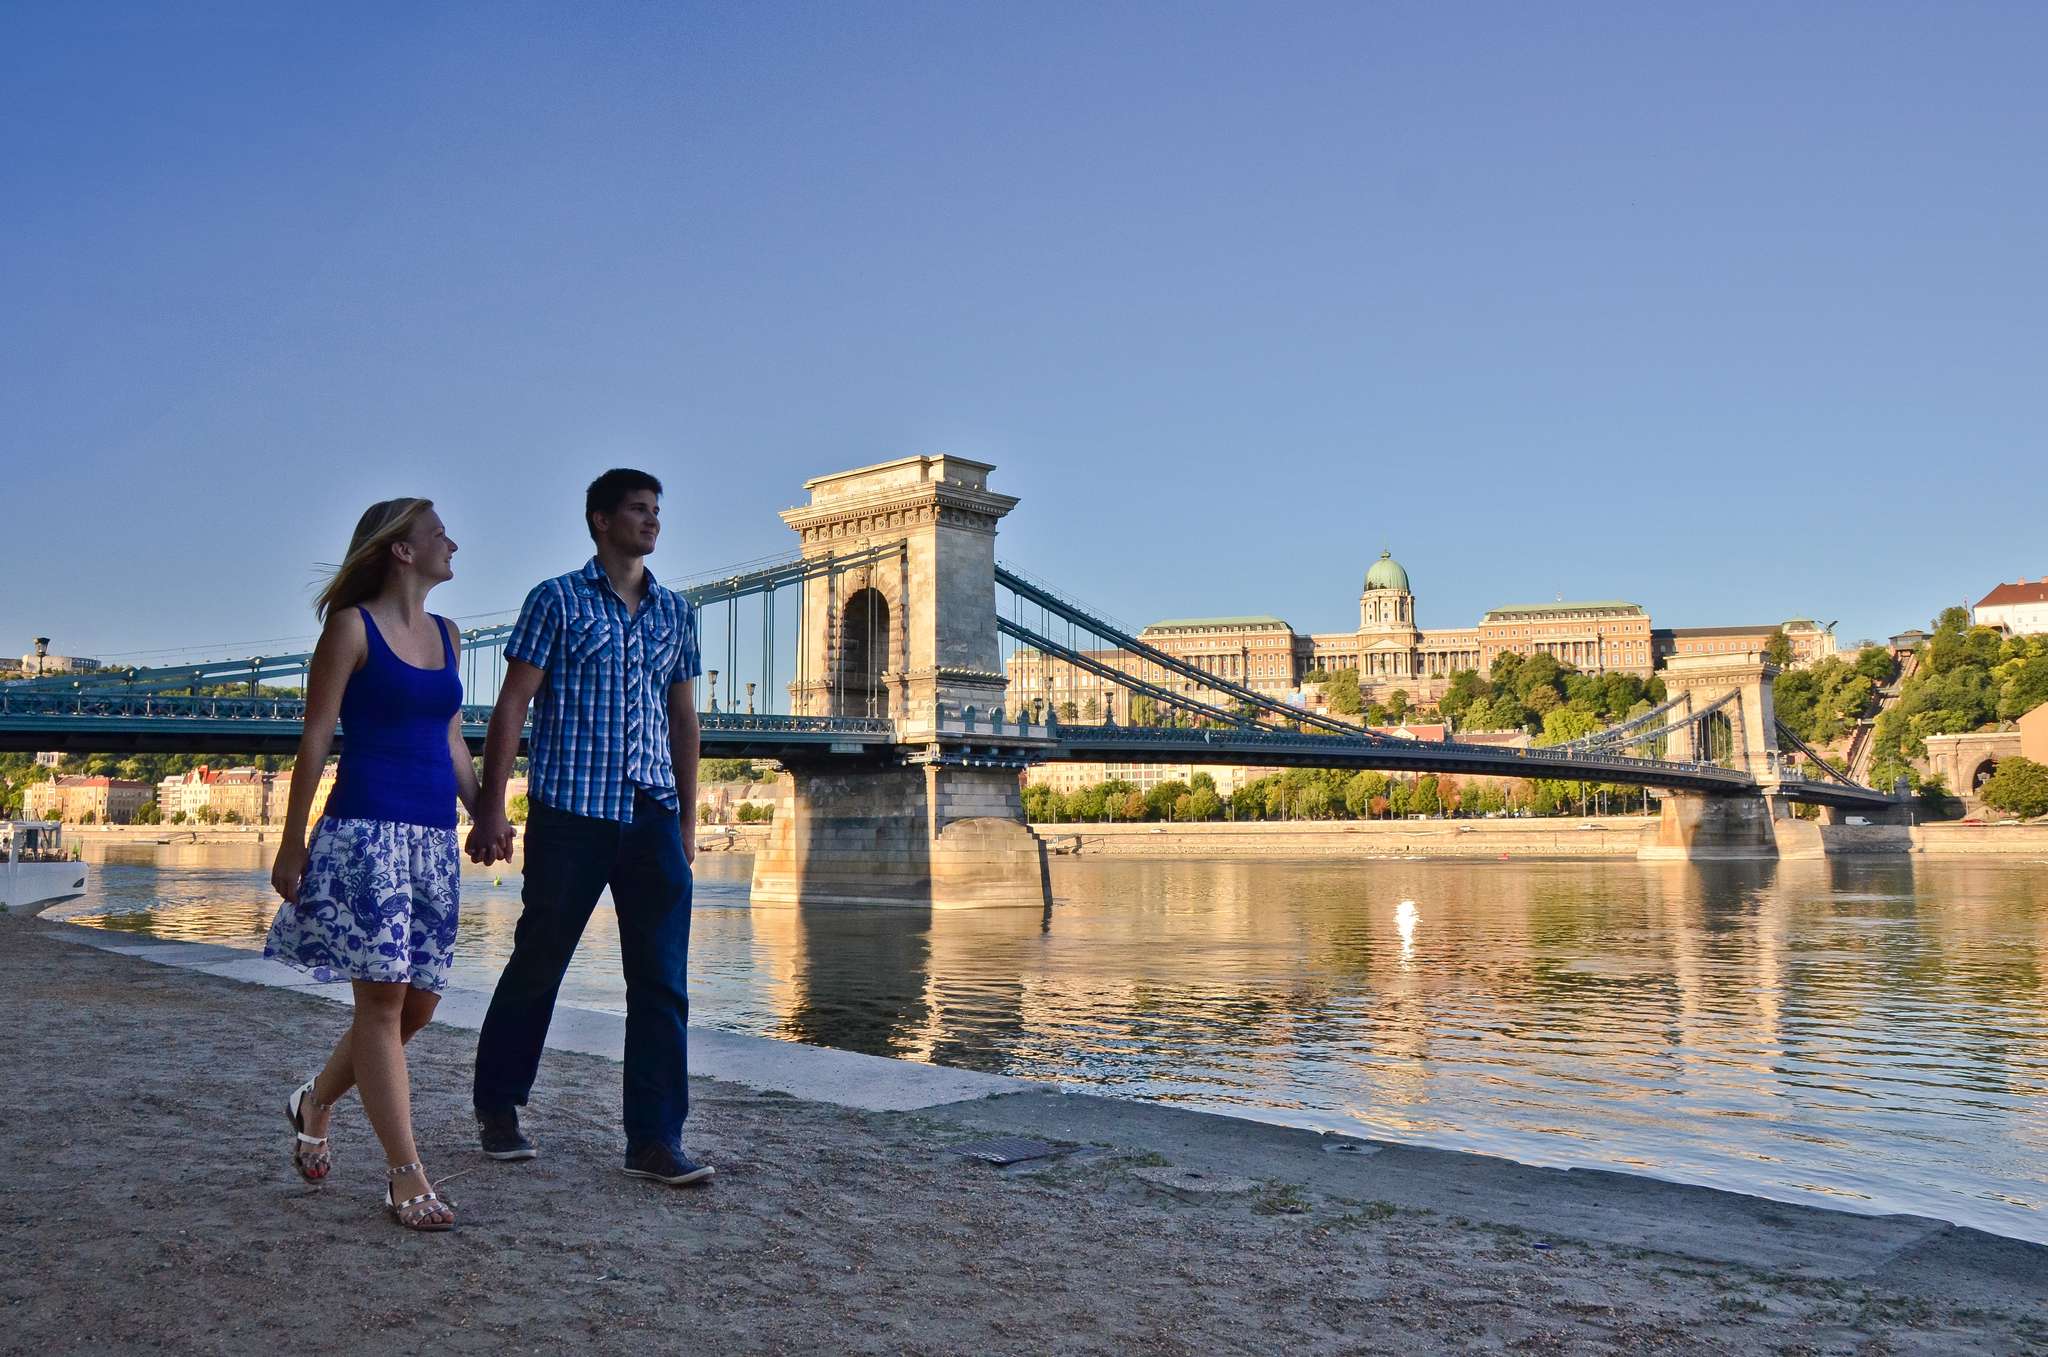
1, 821, 88, 912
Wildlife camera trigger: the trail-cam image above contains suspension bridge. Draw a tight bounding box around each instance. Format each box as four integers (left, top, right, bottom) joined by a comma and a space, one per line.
5, 456, 1902, 902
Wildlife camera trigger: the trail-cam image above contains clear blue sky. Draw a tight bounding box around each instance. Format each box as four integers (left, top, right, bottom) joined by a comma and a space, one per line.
4, 2, 2042, 665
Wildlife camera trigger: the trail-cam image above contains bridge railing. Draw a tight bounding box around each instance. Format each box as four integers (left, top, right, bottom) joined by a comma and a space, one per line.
934, 703, 1054, 742
0, 687, 897, 738
1047, 721, 1755, 782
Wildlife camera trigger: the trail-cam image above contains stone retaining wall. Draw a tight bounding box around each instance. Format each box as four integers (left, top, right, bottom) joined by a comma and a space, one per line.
1028, 818, 1648, 858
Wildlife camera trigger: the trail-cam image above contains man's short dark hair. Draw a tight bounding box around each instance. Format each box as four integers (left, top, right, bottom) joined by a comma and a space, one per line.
586, 468, 663, 541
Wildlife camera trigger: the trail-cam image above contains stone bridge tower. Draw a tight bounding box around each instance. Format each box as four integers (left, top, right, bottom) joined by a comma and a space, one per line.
780, 456, 1016, 738
1653, 654, 1782, 781
752, 456, 1050, 909
1643, 654, 1792, 858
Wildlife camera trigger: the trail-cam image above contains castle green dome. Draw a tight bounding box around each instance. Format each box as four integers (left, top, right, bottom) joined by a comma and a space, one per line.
1363, 550, 1410, 593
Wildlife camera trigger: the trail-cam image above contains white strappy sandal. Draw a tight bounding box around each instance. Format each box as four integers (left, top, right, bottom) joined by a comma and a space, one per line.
286, 1078, 333, 1182
385, 1161, 455, 1232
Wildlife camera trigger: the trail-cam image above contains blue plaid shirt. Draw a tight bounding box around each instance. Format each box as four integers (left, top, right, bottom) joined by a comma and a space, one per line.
505, 558, 701, 824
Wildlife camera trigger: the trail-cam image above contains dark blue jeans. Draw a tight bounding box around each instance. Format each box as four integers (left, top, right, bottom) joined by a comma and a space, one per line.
473, 791, 693, 1152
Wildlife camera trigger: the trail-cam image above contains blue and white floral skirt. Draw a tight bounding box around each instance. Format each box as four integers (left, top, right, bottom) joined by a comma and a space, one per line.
265, 817, 461, 993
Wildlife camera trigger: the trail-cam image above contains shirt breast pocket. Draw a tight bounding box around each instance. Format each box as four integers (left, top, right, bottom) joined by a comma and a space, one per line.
643, 620, 678, 681
566, 615, 615, 669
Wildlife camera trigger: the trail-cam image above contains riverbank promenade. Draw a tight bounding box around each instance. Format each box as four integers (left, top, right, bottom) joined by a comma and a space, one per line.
3, 907, 2042, 1355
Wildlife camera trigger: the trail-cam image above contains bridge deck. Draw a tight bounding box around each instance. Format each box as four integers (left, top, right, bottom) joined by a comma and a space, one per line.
0, 693, 1899, 808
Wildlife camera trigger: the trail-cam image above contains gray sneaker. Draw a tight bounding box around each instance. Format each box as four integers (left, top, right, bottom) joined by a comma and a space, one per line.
477, 1108, 537, 1161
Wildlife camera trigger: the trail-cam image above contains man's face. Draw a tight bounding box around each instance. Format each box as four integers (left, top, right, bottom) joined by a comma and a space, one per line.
597, 490, 661, 557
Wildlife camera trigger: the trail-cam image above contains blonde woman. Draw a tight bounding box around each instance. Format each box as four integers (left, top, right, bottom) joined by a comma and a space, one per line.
265, 498, 477, 1231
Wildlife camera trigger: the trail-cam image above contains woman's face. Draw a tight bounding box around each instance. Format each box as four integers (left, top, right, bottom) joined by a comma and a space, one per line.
400, 509, 457, 583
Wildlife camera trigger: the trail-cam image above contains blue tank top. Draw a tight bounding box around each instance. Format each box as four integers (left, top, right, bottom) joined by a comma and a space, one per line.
323, 608, 463, 830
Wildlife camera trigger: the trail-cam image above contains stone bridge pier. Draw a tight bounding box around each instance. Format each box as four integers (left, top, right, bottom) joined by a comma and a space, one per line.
1641, 655, 1792, 860
1640, 655, 1908, 859
749, 456, 1051, 908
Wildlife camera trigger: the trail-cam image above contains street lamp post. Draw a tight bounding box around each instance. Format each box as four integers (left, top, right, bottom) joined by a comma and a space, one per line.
33, 637, 50, 679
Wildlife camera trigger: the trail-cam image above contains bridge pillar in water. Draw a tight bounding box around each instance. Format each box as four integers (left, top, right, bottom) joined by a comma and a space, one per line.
1639, 655, 1790, 860
752, 456, 1050, 908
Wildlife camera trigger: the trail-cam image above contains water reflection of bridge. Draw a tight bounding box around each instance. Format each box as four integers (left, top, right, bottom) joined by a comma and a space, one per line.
5, 457, 1902, 897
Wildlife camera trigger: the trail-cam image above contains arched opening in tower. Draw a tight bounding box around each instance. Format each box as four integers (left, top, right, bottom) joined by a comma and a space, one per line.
837, 587, 892, 718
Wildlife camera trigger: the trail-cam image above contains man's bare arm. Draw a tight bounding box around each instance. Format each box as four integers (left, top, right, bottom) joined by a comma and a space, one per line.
468, 659, 545, 862
669, 680, 700, 864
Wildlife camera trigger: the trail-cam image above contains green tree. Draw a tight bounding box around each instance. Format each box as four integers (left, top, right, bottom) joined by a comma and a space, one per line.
1479, 694, 1529, 731
1386, 689, 1412, 722
1322, 668, 1363, 717
1514, 653, 1564, 705
508, 793, 530, 824
1993, 635, 2048, 720
1536, 707, 1603, 746
1763, 629, 1794, 666
1979, 757, 2048, 819
1440, 670, 1488, 725
1343, 770, 1388, 818
1599, 672, 1646, 719
1410, 775, 1441, 816
1854, 646, 1895, 684
699, 758, 753, 782
1144, 780, 1192, 821
1022, 784, 1060, 822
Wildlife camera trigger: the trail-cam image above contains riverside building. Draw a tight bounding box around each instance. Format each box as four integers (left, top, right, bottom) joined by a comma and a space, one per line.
1006, 550, 1832, 717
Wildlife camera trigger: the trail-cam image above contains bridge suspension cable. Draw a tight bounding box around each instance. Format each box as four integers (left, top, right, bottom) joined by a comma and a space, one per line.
996, 617, 1273, 732
1591, 689, 1740, 754
1547, 690, 1694, 751
993, 562, 1390, 740
1772, 720, 1856, 786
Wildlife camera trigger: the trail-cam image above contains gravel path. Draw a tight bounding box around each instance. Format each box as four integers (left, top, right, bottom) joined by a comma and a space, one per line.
2, 907, 2041, 1356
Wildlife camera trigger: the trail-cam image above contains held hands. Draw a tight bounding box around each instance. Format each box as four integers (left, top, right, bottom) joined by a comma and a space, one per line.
270, 840, 307, 904
465, 808, 517, 865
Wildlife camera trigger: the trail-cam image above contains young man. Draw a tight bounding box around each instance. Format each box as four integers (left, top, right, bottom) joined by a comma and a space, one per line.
465, 468, 709, 1185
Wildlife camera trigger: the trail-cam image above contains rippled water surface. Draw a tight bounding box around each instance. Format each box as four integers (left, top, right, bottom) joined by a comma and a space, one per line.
64, 842, 2048, 1242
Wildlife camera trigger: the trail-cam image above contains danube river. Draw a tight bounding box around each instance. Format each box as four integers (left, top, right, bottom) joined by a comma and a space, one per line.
62, 841, 2048, 1243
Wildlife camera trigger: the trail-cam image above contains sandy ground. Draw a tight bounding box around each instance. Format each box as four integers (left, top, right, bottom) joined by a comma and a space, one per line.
1, 907, 2042, 1356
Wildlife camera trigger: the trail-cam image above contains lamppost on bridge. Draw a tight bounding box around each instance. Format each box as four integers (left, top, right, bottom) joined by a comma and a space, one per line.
33, 637, 49, 679
707, 669, 719, 714
745, 681, 756, 716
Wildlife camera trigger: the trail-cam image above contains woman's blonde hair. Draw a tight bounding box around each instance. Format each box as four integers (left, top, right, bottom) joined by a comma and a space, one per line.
314, 498, 436, 621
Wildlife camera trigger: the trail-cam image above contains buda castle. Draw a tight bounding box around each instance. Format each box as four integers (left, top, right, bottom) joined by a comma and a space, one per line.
1006, 551, 1833, 721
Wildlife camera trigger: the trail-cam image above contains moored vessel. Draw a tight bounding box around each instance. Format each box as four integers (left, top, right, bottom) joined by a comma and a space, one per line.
1, 821, 88, 911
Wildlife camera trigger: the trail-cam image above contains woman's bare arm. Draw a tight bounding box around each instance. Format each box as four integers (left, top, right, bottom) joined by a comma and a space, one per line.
271, 613, 366, 901
442, 619, 481, 815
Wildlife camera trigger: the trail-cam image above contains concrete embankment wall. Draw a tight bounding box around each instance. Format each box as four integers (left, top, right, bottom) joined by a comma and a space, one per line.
67, 820, 776, 855
1911, 823, 2048, 856
1033, 818, 2048, 861
1029, 818, 1649, 859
